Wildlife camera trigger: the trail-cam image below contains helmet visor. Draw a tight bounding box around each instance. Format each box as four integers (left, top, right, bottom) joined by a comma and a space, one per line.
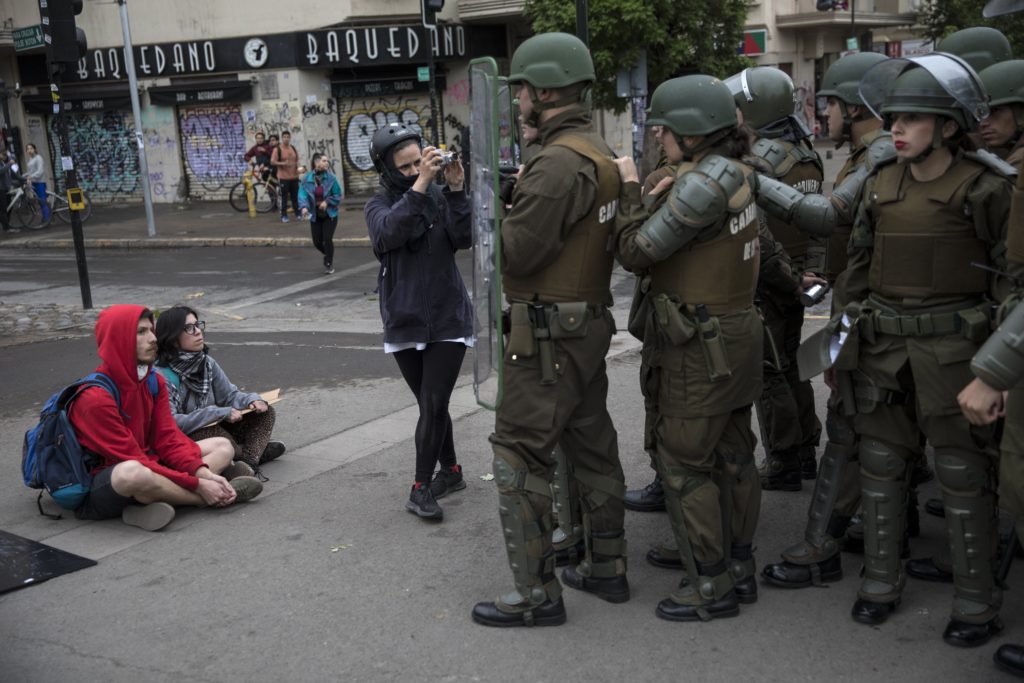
859, 53, 990, 124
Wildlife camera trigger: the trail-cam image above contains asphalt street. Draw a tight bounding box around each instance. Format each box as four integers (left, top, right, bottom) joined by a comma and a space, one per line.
0, 245, 1020, 682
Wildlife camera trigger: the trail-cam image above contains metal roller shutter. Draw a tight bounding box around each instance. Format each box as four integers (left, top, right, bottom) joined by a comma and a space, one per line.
46, 110, 143, 202
178, 103, 245, 200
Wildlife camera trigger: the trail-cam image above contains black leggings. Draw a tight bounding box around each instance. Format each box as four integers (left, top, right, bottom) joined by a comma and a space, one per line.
311, 215, 338, 266
393, 342, 467, 483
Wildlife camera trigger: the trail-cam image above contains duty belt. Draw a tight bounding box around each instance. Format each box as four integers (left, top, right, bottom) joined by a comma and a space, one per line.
863, 304, 993, 339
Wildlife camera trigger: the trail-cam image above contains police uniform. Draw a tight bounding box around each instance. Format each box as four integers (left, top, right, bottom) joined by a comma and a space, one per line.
835, 150, 1014, 633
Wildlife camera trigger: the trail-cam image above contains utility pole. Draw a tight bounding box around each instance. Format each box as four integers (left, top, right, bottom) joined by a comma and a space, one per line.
575, 0, 589, 46
118, 0, 156, 237
422, 0, 444, 147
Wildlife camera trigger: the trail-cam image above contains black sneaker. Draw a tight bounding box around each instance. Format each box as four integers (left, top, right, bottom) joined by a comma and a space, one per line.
406, 482, 443, 520
429, 464, 466, 500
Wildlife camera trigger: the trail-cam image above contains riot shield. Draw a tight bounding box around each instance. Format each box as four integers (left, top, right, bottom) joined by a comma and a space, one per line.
469, 57, 504, 410
859, 53, 990, 127
497, 77, 521, 173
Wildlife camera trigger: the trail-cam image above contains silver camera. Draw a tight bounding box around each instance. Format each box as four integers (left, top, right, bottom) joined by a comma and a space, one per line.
439, 150, 458, 167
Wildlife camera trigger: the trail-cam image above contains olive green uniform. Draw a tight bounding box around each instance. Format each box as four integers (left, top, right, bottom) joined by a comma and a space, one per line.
615, 153, 763, 607
489, 108, 627, 614
835, 153, 1014, 623
751, 137, 825, 479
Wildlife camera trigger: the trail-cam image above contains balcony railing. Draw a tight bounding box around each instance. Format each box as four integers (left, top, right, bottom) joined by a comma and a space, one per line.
458, 0, 525, 21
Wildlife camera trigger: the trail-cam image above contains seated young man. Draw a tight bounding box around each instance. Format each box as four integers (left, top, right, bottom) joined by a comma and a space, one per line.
69, 304, 263, 531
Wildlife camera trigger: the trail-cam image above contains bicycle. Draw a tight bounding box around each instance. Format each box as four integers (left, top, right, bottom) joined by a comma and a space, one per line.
47, 188, 93, 224
6, 178, 49, 230
229, 166, 278, 213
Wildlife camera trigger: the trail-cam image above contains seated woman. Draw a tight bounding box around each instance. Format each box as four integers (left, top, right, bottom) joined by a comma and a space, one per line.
154, 306, 285, 473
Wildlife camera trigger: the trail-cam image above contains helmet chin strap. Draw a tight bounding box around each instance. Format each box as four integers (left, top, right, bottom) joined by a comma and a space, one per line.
521, 83, 590, 129
898, 117, 950, 165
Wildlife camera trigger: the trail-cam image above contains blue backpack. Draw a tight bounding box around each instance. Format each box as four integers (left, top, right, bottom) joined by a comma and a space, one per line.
22, 371, 158, 518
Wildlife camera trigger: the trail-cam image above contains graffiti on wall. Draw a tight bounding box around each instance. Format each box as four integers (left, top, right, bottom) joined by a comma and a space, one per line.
245, 101, 301, 139
337, 95, 432, 193
140, 105, 185, 202
47, 111, 142, 201
179, 104, 245, 197
302, 97, 341, 174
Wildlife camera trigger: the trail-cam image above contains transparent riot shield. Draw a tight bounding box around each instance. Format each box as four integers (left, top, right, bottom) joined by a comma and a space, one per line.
858, 53, 990, 128
497, 77, 520, 173
469, 57, 504, 410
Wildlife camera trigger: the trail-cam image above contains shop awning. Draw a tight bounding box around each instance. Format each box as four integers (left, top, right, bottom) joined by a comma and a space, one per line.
22, 86, 134, 114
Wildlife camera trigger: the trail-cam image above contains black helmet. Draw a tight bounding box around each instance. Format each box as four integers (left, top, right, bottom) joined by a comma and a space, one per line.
370, 122, 422, 174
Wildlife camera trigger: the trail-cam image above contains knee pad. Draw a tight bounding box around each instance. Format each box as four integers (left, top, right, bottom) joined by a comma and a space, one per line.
492, 446, 551, 498
859, 438, 910, 480
934, 449, 992, 494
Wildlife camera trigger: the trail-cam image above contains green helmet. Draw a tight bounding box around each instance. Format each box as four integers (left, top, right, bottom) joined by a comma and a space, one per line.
724, 67, 795, 130
819, 52, 889, 106
937, 27, 1013, 72
508, 32, 595, 89
985, 0, 1024, 17
647, 75, 737, 137
979, 59, 1024, 107
881, 65, 971, 130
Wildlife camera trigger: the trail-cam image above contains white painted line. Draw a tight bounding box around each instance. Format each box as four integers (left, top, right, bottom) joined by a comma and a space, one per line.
222, 260, 379, 311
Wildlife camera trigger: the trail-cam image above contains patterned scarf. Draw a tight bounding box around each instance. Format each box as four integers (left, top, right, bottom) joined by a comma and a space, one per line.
169, 350, 212, 413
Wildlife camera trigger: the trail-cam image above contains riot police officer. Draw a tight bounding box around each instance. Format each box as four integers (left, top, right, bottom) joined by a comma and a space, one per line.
726, 66, 826, 490
761, 51, 894, 588
979, 60, 1024, 166
834, 55, 1015, 646
612, 75, 765, 621
471, 32, 628, 628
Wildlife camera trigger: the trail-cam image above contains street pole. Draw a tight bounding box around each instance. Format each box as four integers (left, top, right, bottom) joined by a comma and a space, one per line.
575, 0, 589, 46
851, 0, 856, 41
117, 0, 156, 237
49, 65, 93, 309
0, 79, 13, 160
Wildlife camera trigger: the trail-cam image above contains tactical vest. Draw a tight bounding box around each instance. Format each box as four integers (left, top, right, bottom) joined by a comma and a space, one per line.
866, 158, 990, 299
502, 132, 620, 307
751, 137, 824, 261
649, 159, 759, 315
1010, 165, 1024, 265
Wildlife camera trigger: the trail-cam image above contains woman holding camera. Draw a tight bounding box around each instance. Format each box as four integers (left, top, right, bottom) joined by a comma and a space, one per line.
364, 124, 473, 521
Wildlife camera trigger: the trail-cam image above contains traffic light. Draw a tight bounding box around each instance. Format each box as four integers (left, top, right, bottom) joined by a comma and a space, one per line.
422, 0, 445, 27
40, 0, 88, 64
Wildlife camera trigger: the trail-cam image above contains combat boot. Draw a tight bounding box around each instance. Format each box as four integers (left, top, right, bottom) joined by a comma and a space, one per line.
763, 513, 848, 588
656, 560, 739, 622
906, 556, 953, 583
758, 449, 802, 492
994, 644, 1024, 677
552, 525, 585, 567
798, 445, 817, 480
646, 543, 683, 569
729, 543, 758, 604
471, 597, 567, 628
624, 474, 666, 512
944, 616, 1003, 648
561, 530, 630, 603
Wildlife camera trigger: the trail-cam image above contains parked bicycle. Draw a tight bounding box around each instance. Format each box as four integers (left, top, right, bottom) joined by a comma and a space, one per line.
6, 177, 48, 230
47, 188, 93, 224
229, 166, 278, 213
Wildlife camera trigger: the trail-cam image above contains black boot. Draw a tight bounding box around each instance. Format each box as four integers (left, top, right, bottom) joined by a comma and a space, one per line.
731, 543, 758, 605
925, 497, 945, 518
906, 556, 953, 583
624, 475, 666, 512
994, 644, 1024, 677
759, 450, 802, 492
943, 617, 1003, 648
646, 545, 683, 569
762, 553, 843, 588
655, 560, 739, 622
553, 538, 585, 567
471, 598, 567, 627
851, 597, 900, 625
561, 530, 630, 603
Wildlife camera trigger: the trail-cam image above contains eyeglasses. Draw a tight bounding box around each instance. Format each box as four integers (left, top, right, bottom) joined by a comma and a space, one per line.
183, 321, 206, 335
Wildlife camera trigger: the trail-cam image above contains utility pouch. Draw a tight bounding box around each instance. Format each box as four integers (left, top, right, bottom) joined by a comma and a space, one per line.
531, 304, 558, 385
508, 303, 536, 358
957, 307, 990, 344
549, 302, 590, 339
627, 276, 653, 341
836, 370, 858, 417
654, 294, 697, 346
695, 305, 732, 381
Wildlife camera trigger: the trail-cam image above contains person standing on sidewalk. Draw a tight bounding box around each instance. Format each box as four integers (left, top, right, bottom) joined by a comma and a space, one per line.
24, 144, 49, 222
299, 153, 343, 275
272, 131, 300, 223
0, 143, 16, 234
364, 122, 472, 522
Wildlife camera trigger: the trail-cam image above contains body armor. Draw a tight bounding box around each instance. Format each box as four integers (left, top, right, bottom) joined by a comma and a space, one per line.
503, 132, 619, 306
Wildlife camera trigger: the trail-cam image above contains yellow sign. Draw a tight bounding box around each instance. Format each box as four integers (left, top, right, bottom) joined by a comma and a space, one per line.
67, 188, 86, 211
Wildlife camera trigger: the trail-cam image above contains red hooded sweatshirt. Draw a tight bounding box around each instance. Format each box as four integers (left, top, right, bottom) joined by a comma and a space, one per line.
69, 304, 206, 491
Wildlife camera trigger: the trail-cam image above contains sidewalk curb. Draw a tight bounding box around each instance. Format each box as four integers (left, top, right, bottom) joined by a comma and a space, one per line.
0, 236, 372, 250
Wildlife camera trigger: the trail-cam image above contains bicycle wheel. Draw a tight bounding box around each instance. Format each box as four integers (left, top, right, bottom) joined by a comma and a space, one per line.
48, 190, 93, 224
229, 182, 249, 212
11, 195, 46, 229
253, 182, 275, 213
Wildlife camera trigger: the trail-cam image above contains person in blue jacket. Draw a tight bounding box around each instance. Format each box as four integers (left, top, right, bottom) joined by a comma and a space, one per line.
364, 123, 473, 521
298, 153, 344, 274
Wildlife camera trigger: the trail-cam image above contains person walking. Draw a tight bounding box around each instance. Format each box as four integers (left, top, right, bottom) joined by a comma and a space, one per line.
364, 122, 473, 522
299, 153, 343, 274
0, 144, 16, 234
24, 143, 49, 222
272, 130, 300, 223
